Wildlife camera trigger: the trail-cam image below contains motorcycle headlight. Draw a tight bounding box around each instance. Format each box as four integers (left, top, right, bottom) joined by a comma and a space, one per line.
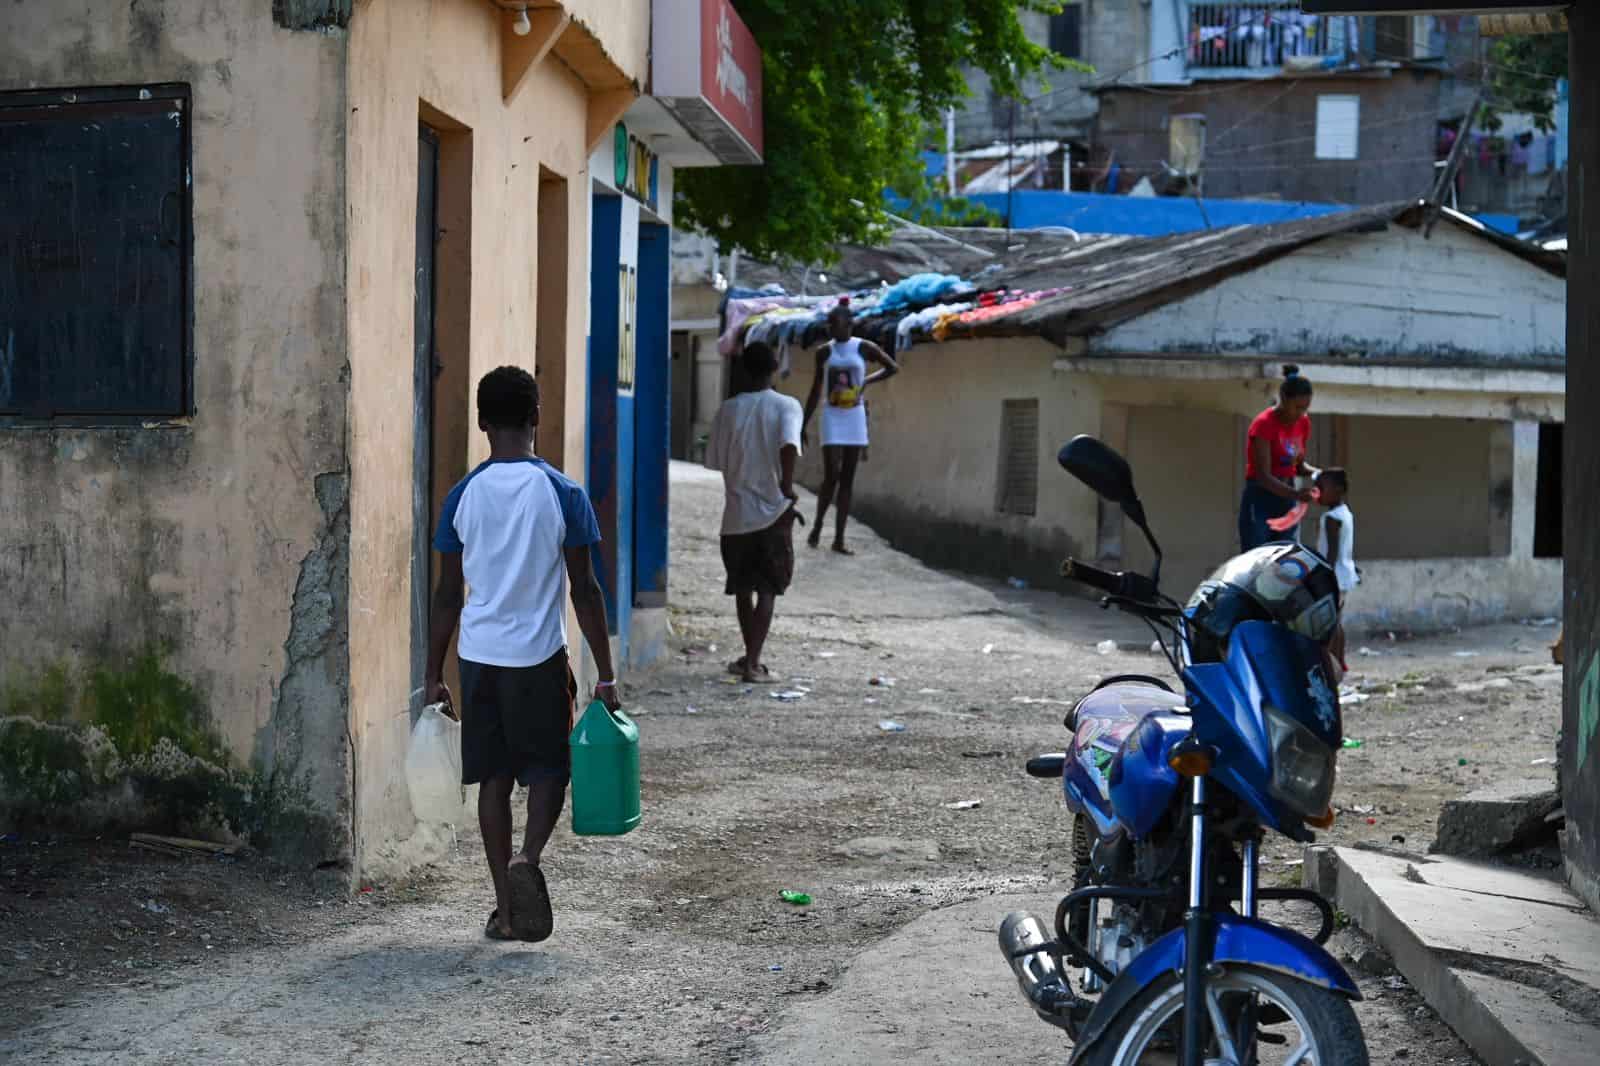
1263, 705, 1335, 819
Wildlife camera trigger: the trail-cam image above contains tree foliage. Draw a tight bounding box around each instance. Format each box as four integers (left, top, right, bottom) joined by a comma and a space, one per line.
1483, 33, 1568, 133
676, 1, 1066, 263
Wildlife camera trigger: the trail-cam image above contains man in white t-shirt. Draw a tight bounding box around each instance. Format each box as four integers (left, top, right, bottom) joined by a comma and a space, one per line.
705, 342, 803, 683
425, 366, 619, 944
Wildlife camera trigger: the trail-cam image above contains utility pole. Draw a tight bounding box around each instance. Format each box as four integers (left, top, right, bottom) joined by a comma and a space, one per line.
945, 107, 956, 196
1425, 90, 1483, 238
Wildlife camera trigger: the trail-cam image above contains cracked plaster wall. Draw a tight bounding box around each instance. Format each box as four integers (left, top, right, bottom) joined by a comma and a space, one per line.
0, 2, 352, 862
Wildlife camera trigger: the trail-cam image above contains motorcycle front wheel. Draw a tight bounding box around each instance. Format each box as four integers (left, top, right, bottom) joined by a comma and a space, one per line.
1079, 964, 1368, 1066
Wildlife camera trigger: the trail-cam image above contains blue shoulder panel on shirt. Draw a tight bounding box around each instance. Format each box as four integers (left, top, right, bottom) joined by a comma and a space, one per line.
432, 460, 493, 554
536, 459, 602, 548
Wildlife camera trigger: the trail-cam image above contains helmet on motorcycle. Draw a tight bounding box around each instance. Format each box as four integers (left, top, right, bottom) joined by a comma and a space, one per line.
1185, 544, 1341, 662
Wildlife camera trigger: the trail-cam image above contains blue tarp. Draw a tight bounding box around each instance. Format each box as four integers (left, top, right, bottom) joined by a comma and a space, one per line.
895, 178, 1521, 239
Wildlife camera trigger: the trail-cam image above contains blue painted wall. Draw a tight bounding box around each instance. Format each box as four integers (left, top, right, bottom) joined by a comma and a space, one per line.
633, 222, 671, 607
587, 194, 622, 636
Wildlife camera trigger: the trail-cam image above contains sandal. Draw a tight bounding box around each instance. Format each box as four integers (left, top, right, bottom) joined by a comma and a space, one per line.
507, 860, 553, 943
484, 909, 515, 940
727, 658, 771, 678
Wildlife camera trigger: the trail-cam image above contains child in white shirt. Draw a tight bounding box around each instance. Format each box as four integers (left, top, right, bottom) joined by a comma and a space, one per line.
1315, 468, 1357, 670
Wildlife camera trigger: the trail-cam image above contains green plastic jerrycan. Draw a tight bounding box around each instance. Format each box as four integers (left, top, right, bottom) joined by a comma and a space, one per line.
569, 699, 641, 835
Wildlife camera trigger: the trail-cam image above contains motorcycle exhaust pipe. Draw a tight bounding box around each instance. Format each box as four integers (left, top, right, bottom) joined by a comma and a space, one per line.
998, 911, 1080, 1030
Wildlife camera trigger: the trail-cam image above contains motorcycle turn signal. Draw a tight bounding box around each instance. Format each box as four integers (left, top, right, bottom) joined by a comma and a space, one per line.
1306, 805, 1337, 829
1167, 735, 1216, 778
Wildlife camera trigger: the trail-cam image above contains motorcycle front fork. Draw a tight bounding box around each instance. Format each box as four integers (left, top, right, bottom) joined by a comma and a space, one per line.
1179, 778, 1260, 1066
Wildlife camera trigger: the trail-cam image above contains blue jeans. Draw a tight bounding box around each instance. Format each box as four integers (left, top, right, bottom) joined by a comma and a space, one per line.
1238, 482, 1296, 552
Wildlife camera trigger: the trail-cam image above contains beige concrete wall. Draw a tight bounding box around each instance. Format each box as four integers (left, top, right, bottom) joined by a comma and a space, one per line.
568, 0, 650, 87
775, 338, 1103, 582
774, 335, 1560, 626
346, 0, 605, 878
0, 2, 352, 859
1346, 415, 1493, 559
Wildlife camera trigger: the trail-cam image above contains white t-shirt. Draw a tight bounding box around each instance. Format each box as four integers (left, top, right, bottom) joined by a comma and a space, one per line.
433, 458, 601, 667
1317, 503, 1358, 592
704, 388, 804, 535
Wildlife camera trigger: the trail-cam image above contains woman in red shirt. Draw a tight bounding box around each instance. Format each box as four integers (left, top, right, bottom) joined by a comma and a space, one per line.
1239, 366, 1318, 551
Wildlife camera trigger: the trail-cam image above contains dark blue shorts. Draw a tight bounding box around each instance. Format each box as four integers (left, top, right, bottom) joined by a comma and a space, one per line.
458, 650, 576, 786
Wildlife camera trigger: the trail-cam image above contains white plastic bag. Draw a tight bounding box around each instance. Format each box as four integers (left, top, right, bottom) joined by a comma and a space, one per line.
405, 702, 463, 824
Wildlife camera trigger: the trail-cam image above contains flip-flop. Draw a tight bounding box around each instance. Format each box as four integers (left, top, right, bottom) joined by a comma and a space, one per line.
507, 861, 553, 943
831, 544, 856, 556
727, 658, 771, 678
484, 909, 515, 941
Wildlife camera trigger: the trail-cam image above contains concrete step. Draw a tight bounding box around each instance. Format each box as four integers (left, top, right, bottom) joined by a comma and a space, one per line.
1308, 845, 1600, 1066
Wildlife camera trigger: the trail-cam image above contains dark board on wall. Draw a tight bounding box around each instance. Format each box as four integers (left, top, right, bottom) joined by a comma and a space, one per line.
0, 85, 191, 419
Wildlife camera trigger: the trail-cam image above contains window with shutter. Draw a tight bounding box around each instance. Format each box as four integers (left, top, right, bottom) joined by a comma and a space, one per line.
997, 398, 1039, 517
0, 84, 192, 421
1314, 94, 1361, 160
1048, 6, 1082, 60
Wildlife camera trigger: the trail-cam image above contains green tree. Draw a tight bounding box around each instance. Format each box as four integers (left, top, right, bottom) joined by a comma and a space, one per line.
676, 1, 1075, 263
1483, 33, 1568, 133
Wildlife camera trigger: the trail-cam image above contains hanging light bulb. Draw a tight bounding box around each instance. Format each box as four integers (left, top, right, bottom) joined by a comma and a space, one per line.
512, 6, 532, 36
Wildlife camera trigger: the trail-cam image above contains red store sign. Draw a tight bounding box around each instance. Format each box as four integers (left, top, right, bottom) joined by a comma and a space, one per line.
653, 0, 764, 164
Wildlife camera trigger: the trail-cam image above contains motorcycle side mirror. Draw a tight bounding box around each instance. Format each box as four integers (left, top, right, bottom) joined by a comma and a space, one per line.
1058, 435, 1137, 507
1057, 435, 1164, 586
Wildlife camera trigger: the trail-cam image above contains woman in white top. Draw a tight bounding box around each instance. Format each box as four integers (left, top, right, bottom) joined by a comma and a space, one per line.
1314, 467, 1357, 670
801, 300, 899, 553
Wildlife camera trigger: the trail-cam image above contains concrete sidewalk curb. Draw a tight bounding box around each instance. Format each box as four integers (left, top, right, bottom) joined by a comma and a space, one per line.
1307, 845, 1600, 1066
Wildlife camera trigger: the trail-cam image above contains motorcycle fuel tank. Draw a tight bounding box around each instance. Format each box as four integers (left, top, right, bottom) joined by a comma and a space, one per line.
1063, 680, 1188, 837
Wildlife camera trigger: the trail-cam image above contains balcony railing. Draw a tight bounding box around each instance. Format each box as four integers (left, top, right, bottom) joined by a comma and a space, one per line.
1188, 4, 1345, 71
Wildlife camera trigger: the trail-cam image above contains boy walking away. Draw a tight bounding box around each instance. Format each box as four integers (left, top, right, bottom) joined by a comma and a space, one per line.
425, 366, 621, 943
705, 342, 803, 683
1315, 468, 1357, 671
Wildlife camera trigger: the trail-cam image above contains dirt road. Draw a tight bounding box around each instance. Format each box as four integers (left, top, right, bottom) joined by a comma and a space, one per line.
2, 462, 1555, 1064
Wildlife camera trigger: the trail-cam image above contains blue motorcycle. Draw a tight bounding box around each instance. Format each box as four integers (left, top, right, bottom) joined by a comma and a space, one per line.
998, 436, 1367, 1065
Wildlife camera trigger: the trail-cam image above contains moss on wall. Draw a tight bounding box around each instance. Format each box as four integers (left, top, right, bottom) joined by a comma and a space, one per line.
0, 648, 338, 860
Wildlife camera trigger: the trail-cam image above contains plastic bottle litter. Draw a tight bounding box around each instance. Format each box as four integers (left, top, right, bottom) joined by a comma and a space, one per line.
877, 720, 907, 733
943, 799, 982, 811
779, 890, 812, 905
772, 690, 808, 701
1341, 738, 1364, 749
1096, 640, 1118, 656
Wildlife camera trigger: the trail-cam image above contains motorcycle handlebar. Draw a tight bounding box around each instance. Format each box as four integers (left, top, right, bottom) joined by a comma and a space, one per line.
1060, 558, 1126, 597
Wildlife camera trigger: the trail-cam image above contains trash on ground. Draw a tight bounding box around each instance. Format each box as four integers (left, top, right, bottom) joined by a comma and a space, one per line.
877, 720, 907, 733
1391, 834, 1406, 845
129, 833, 240, 858
981, 643, 995, 655
816, 651, 837, 659
1339, 692, 1370, 705
769, 964, 784, 972
1357, 647, 1382, 657
869, 676, 896, 687
1523, 617, 1558, 627
1532, 756, 1555, 765
1366, 817, 1377, 825
1006, 577, 1028, 590
1347, 804, 1376, 815
962, 750, 1004, 759
1096, 639, 1118, 655
685, 705, 701, 715
1150, 641, 1163, 654
1342, 738, 1364, 749
917, 687, 944, 695
779, 890, 812, 905
1384, 975, 1409, 991
772, 690, 807, 702
1010, 696, 1073, 706
863, 697, 879, 704
140, 899, 171, 914
1452, 651, 1480, 658
943, 799, 982, 811
708, 644, 718, 653
1457, 757, 1469, 766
